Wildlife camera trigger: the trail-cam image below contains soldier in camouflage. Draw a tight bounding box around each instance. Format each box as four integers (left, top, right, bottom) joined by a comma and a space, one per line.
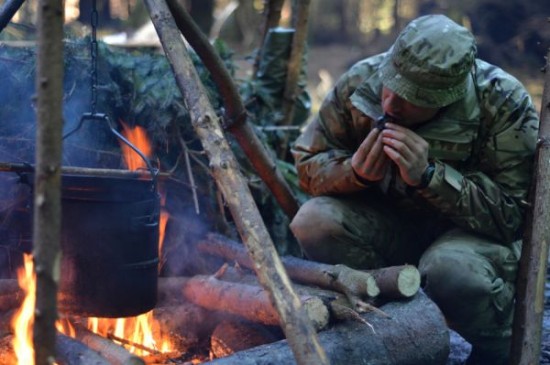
290, 14, 539, 365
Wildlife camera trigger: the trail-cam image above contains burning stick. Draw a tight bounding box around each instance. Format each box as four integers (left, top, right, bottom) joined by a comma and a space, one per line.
107, 333, 162, 355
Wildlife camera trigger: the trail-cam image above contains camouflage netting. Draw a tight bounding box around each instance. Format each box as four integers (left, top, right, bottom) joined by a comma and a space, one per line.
0, 33, 310, 277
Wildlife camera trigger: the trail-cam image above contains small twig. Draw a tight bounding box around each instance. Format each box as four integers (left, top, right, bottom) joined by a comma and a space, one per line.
178, 134, 200, 214
355, 300, 391, 319
213, 262, 229, 279
107, 333, 162, 355
329, 302, 376, 334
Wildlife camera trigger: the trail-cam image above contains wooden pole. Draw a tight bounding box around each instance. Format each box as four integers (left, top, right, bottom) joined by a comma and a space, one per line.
510, 49, 550, 364
165, 0, 300, 219
0, 0, 26, 33
143, 2, 328, 364
33, 0, 64, 364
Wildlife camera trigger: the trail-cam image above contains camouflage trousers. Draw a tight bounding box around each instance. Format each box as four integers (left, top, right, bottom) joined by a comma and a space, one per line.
290, 194, 521, 361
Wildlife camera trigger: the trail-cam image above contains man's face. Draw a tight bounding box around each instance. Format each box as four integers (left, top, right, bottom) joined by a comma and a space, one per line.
381, 87, 440, 127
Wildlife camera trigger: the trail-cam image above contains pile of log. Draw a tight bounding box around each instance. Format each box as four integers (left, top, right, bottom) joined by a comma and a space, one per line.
0, 233, 450, 364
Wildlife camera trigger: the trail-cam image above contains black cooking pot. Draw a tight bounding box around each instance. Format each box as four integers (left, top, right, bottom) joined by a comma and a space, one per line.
23, 172, 160, 318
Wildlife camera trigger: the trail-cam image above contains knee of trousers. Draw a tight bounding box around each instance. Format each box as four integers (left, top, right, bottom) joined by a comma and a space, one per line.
289, 198, 345, 253
418, 246, 515, 329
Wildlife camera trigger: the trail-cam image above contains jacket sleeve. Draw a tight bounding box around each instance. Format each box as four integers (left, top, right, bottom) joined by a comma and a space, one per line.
291, 72, 372, 196
418, 75, 539, 243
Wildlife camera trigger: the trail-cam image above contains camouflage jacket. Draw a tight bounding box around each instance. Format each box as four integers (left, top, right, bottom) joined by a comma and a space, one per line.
292, 52, 539, 243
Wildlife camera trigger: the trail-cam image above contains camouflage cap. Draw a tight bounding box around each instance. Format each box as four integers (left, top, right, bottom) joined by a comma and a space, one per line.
379, 14, 477, 108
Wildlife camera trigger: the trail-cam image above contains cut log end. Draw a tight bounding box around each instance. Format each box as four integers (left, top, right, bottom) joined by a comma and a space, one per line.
397, 265, 421, 298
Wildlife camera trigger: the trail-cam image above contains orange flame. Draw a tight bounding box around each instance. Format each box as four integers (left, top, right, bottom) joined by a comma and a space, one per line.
86, 311, 173, 356
119, 121, 153, 171
12, 254, 35, 365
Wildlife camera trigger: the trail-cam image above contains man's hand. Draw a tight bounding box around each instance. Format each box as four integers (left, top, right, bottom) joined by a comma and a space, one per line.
351, 128, 390, 182
381, 123, 429, 186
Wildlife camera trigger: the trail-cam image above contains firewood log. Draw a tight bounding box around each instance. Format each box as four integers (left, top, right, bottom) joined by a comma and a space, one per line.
56, 333, 111, 365
72, 324, 145, 365
197, 233, 380, 302
158, 276, 330, 331
368, 265, 421, 299
202, 290, 450, 365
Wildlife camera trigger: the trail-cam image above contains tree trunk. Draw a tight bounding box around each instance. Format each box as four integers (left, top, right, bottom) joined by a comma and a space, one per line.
510, 49, 550, 365
33, 0, 64, 363
203, 290, 450, 365
143, 2, 327, 364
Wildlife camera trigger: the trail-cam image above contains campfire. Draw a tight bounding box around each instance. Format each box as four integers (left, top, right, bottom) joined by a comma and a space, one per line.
0, 122, 451, 364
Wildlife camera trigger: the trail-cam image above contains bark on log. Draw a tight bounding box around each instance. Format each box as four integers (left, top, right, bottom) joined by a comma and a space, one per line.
56, 333, 111, 365
159, 276, 330, 331
72, 325, 145, 365
197, 233, 380, 300
144, 2, 327, 364
203, 290, 450, 365
510, 49, 550, 365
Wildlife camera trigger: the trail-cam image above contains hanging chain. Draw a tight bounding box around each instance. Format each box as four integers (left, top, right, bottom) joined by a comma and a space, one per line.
90, 0, 99, 115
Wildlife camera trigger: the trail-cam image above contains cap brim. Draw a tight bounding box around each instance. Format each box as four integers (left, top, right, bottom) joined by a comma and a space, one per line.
379, 58, 470, 108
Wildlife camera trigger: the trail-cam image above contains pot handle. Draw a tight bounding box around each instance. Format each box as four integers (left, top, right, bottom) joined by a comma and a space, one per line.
63, 113, 159, 191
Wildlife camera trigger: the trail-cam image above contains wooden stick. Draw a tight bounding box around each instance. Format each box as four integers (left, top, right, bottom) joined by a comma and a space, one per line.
510, 49, 550, 365
0, 0, 25, 33
0, 162, 169, 179
144, 2, 328, 364
34, 0, 64, 362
